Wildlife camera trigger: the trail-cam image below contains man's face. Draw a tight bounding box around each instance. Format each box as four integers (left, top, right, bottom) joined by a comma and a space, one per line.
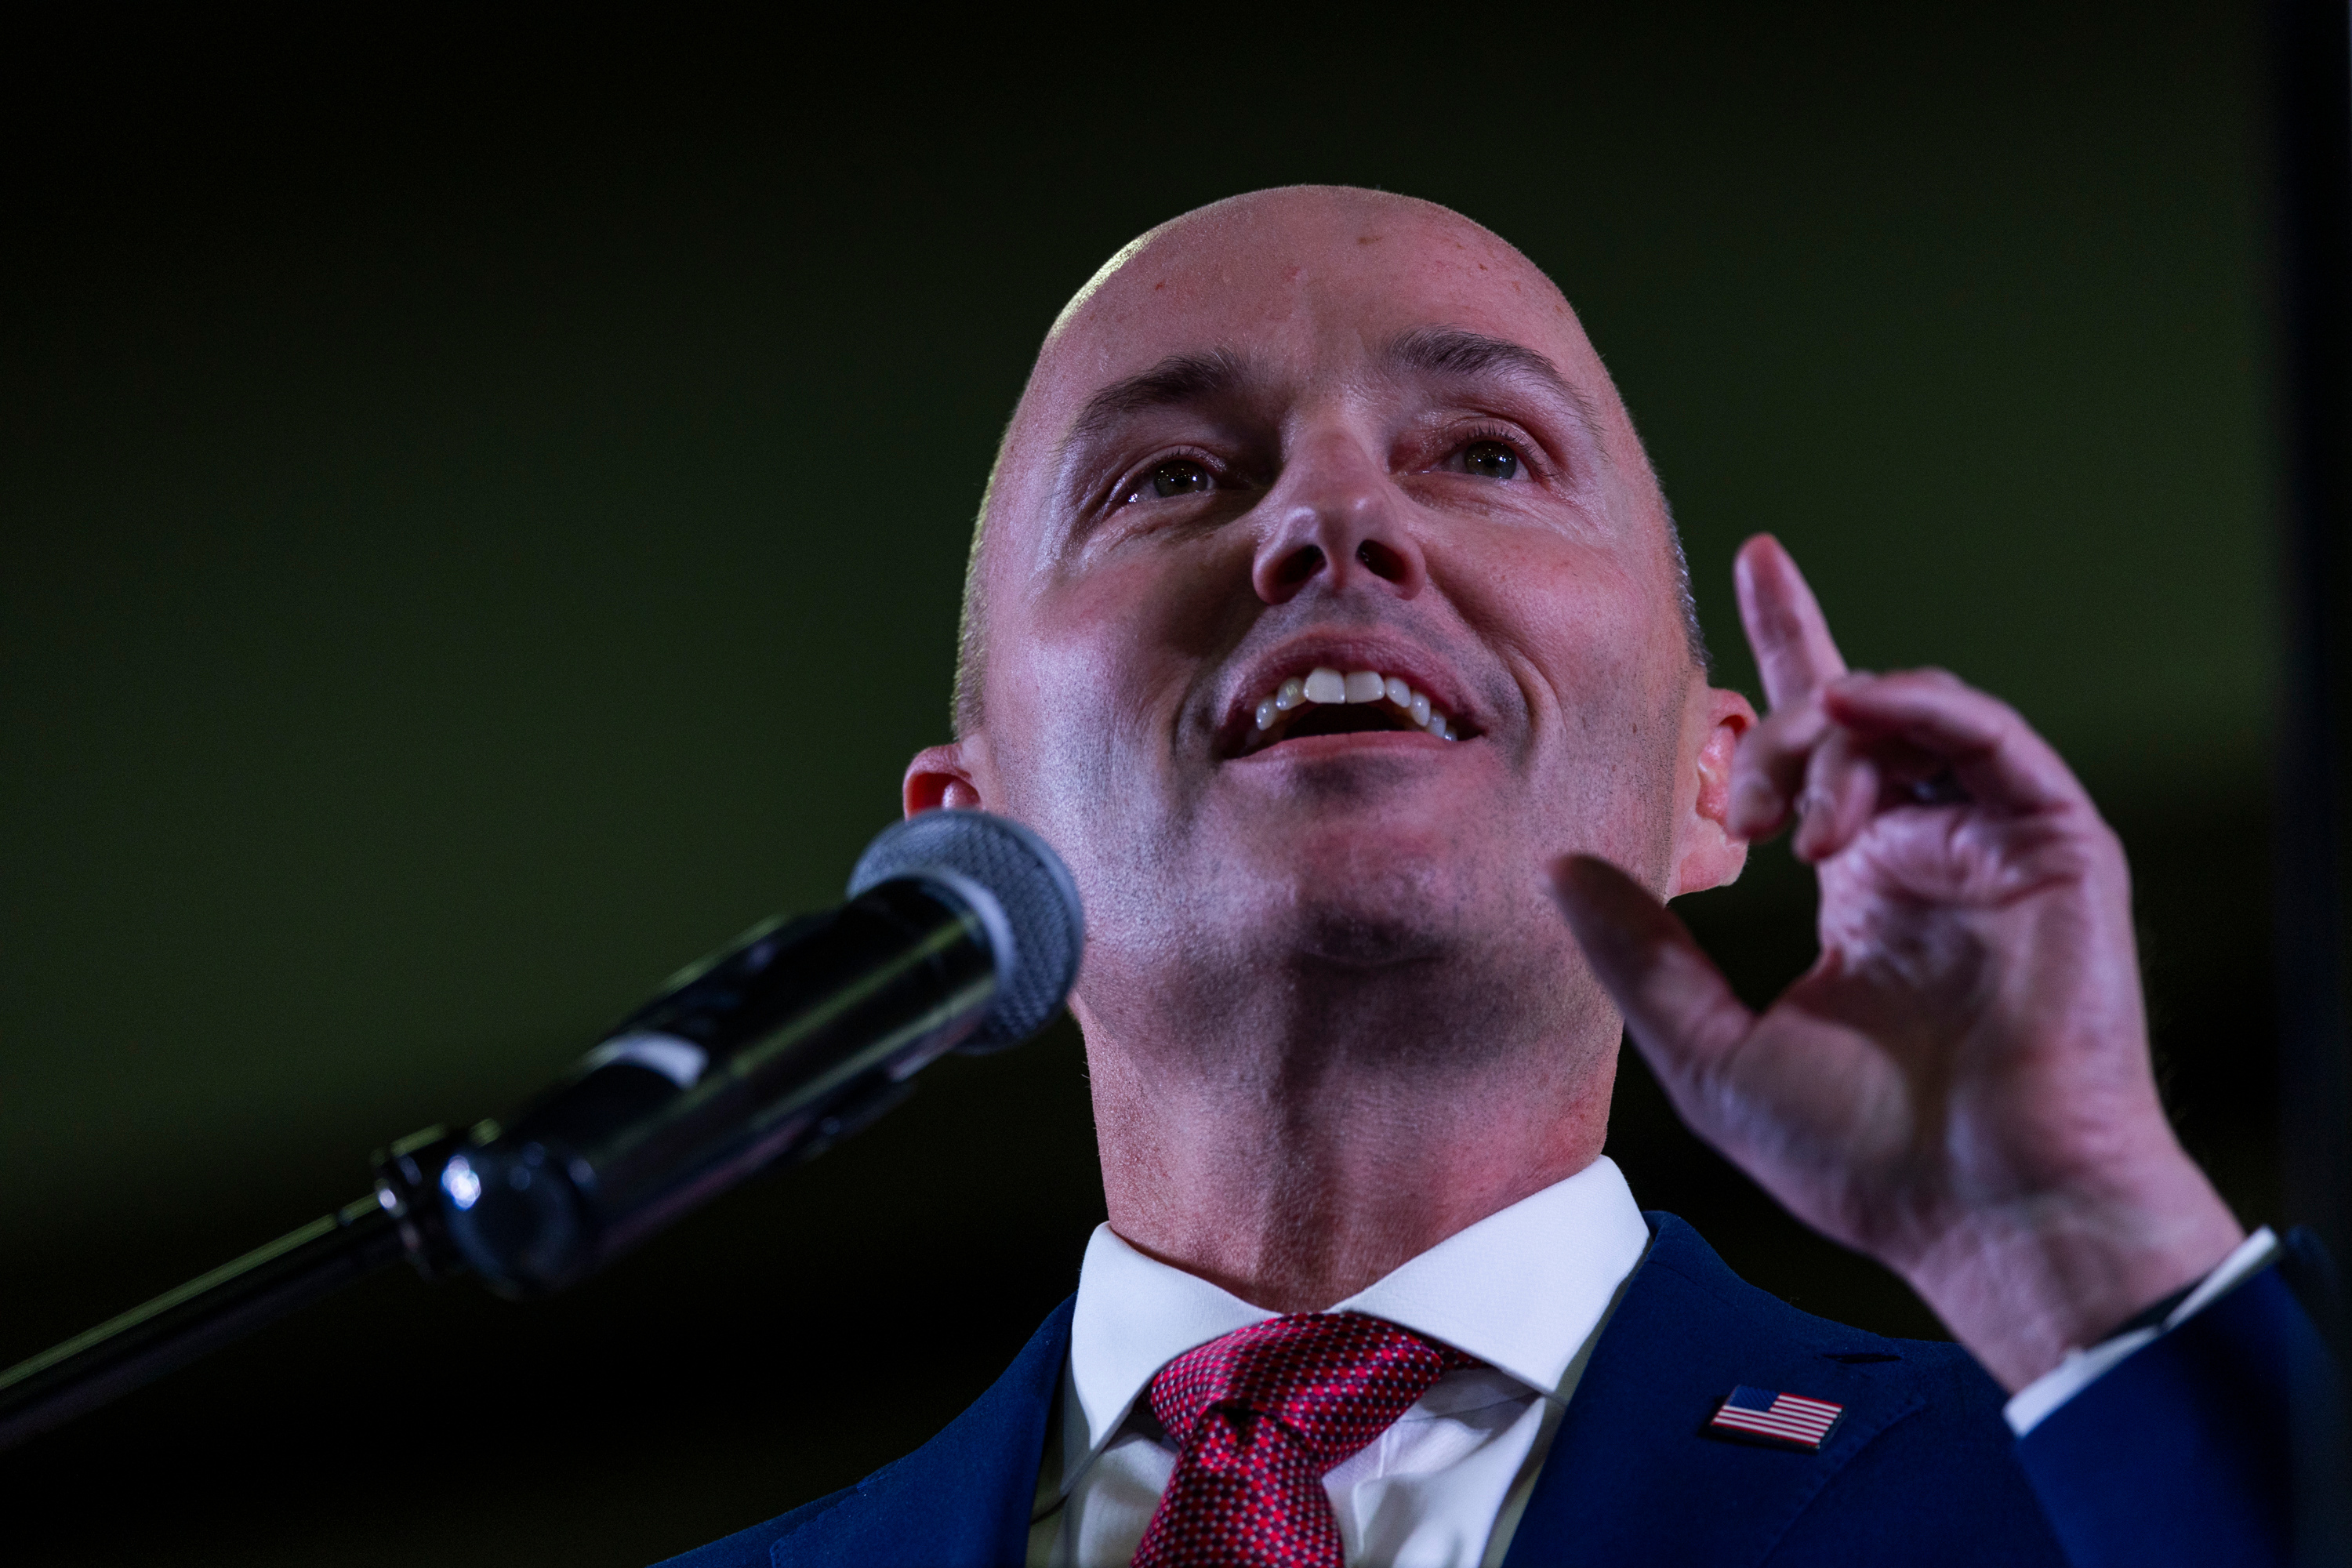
939, 191, 1737, 1046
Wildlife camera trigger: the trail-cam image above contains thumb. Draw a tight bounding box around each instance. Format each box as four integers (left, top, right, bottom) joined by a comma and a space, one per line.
1548, 854, 1756, 1105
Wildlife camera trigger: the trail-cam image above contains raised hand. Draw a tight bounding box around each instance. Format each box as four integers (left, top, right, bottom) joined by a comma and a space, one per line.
1554, 534, 2244, 1390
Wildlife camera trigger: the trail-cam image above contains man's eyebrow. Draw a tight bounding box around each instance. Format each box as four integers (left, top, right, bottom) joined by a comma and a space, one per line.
1060, 347, 1252, 454
1385, 327, 1605, 437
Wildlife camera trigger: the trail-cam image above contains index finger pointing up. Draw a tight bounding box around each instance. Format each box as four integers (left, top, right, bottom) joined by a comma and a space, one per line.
1736, 534, 1849, 713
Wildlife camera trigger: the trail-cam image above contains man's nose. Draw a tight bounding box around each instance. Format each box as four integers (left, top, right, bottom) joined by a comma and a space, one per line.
1249, 438, 1428, 606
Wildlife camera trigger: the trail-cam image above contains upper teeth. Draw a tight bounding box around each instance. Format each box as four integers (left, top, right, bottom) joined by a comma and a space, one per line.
1253, 666, 1459, 741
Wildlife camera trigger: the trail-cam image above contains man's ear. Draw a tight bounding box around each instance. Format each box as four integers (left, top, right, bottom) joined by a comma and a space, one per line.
903, 740, 985, 817
1668, 684, 1757, 897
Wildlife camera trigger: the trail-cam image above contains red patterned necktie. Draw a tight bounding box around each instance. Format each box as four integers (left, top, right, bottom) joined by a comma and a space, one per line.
1129, 1312, 1479, 1568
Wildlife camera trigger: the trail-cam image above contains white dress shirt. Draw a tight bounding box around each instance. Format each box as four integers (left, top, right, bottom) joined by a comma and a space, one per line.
1026, 1157, 1653, 1568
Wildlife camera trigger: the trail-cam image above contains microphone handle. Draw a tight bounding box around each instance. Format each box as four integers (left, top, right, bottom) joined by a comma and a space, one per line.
437, 874, 998, 1294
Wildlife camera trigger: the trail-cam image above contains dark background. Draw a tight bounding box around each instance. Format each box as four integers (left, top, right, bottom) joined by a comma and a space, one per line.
0, 6, 2289, 1563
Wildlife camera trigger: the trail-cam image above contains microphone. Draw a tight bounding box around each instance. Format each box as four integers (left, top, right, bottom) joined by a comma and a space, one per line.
430, 808, 1084, 1296
0, 808, 1083, 1451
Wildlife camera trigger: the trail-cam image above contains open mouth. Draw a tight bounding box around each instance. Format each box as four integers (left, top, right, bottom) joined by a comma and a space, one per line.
1235, 666, 1470, 758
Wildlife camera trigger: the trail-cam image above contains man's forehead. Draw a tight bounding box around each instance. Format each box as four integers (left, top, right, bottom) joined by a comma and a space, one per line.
1034, 193, 1592, 405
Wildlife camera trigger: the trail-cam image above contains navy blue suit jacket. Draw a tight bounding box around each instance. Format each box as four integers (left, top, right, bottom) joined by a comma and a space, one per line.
659, 1214, 2318, 1567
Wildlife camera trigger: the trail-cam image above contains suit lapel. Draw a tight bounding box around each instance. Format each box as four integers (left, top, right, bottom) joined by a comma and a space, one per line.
770, 1296, 1073, 1568
1500, 1215, 1924, 1568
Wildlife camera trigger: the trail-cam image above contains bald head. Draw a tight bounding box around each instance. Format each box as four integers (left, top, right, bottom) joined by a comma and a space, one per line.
953, 187, 1703, 735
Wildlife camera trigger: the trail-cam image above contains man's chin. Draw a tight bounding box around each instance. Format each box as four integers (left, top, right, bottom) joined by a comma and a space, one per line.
1211, 832, 1481, 965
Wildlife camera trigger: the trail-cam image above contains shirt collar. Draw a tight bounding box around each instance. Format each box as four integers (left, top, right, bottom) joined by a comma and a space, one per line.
1064, 1155, 1651, 1460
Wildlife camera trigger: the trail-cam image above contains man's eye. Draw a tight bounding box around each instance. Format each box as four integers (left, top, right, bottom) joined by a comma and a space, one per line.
1461, 440, 1519, 481
1140, 459, 1214, 500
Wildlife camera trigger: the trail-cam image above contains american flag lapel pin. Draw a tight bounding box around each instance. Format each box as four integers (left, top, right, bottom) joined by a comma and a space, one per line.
1706, 1385, 1845, 1451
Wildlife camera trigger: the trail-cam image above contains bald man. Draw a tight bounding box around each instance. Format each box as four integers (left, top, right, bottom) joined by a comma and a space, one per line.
664, 189, 2325, 1567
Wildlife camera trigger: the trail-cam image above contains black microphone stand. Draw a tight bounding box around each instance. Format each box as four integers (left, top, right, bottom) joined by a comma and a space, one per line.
0, 1127, 465, 1453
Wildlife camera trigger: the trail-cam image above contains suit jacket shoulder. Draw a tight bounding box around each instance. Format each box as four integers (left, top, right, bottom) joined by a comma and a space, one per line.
1501, 1213, 2067, 1566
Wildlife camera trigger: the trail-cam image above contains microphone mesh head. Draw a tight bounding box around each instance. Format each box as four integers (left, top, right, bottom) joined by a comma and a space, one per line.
847, 811, 1085, 1053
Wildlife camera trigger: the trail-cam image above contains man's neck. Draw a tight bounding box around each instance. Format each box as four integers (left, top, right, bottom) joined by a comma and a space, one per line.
1078, 977, 1618, 1314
